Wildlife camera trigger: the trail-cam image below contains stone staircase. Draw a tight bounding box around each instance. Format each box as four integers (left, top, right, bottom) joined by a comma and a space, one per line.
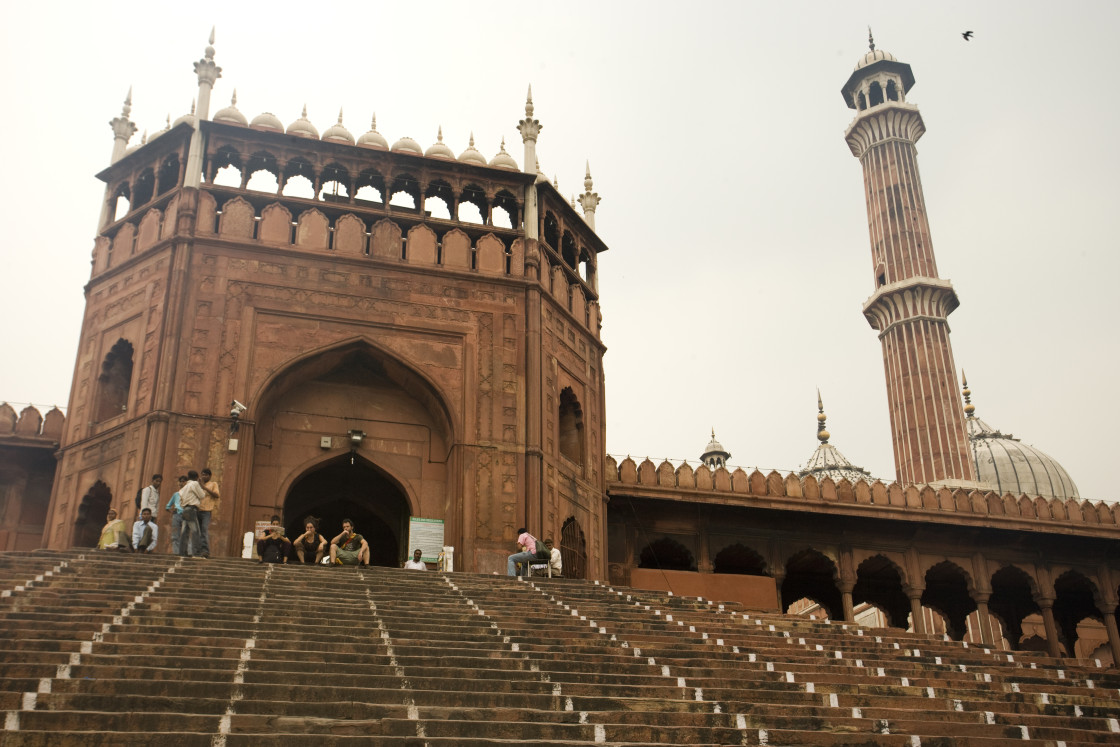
0, 550, 1118, 745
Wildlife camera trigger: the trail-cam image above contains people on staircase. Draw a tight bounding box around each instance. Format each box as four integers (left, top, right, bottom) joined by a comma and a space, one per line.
545, 538, 563, 577
178, 470, 205, 558
507, 528, 545, 576
97, 509, 130, 550
257, 524, 291, 564
132, 508, 158, 553
330, 519, 370, 566
138, 474, 162, 516
197, 468, 221, 559
403, 548, 427, 570
293, 517, 327, 564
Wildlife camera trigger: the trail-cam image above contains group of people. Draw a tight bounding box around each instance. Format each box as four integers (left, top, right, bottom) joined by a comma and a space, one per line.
96, 469, 220, 557
506, 528, 563, 577
256, 516, 426, 570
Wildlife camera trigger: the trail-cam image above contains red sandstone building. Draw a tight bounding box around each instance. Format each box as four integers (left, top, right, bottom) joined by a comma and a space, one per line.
2, 33, 1117, 663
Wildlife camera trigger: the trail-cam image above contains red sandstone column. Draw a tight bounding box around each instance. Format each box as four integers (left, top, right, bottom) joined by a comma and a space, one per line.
906, 589, 926, 635
843, 52, 976, 487
973, 593, 995, 647
1037, 600, 1063, 659
1099, 604, 1120, 667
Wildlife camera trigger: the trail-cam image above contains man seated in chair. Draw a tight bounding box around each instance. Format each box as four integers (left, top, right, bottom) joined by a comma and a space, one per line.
507, 528, 548, 576
132, 508, 159, 553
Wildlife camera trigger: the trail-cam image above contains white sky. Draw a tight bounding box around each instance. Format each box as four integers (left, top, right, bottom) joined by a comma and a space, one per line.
1, 2, 1117, 501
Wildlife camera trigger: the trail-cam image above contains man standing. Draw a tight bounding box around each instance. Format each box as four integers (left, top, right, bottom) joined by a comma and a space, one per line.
403, 549, 427, 570
132, 508, 159, 553
329, 519, 369, 566
164, 475, 187, 554
178, 470, 205, 558
138, 474, 162, 515
197, 468, 221, 559
506, 528, 540, 577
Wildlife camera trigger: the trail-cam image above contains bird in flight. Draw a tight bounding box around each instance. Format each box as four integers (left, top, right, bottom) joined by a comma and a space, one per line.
962, 30, 974, 41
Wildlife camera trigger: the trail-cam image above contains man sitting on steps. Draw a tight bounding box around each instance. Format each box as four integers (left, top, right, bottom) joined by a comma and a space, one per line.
329, 519, 369, 566
507, 527, 546, 576
131, 508, 158, 553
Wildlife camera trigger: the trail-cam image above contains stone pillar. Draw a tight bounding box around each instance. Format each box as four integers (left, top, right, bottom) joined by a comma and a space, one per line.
839, 581, 855, 623
772, 571, 785, 613
184, 31, 222, 189
1037, 599, 1063, 659
973, 593, 994, 646
1099, 604, 1120, 667
907, 588, 926, 635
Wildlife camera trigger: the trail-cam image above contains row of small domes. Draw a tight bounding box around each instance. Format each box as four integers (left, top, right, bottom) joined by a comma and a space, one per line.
205, 94, 519, 170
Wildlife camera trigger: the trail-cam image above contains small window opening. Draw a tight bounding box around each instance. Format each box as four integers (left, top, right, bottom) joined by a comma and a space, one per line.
857, 92, 867, 110
246, 169, 279, 192
390, 191, 416, 209
132, 169, 155, 206
213, 165, 242, 188
355, 185, 382, 203
877, 272, 886, 287
157, 155, 180, 194
424, 196, 451, 220
558, 387, 584, 466
869, 81, 884, 107
282, 174, 314, 199
886, 80, 899, 101
457, 202, 484, 224
96, 338, 134, 422
492, 205, 513, 229
112, 185, 131, 222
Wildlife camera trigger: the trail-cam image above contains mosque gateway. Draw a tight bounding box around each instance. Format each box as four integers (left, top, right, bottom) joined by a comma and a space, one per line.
0, 32, 1116, 665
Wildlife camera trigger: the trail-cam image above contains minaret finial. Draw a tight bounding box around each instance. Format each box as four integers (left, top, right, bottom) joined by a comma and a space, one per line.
469, 131, 475, 147
231, 89, 237, 106
526, 84, 534, 118
123, 86, 133, 114
584, 160, 593, 192
209, 26, 215, 46
337, 107, 344, 124
868, 26, 875, 52
816, 389, 830, 444
437, 125, 444, 142
962, 371, 975, 416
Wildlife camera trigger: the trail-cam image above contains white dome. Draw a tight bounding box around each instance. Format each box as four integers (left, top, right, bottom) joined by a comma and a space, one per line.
286, 106, 319, 139
391, 136, 423, 155
967, 416, 1079, 501
249, 112, 283, 132
458, 133, 487, 166
488, 139, 518, 170
425, 128, 454, 159
213, 92, 248, 126
357, 115, 388, 149
321, 110, 354, 143
855, 48, 898, 70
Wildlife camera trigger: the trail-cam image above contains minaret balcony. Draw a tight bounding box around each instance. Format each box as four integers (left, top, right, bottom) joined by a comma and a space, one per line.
862, 276, 960, 335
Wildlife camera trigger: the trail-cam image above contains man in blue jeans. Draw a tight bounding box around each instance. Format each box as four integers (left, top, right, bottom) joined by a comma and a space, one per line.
507, 527, 540, 576
164, 475, 187, 554
197, 468, 221, 559
178, 470, 205, 557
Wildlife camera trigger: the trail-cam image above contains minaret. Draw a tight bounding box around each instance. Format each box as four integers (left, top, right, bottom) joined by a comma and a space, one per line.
578, 161, 601, 231
518, 85, 541, 240
184, 28, 222, 188
841, 32, 976, 486
108, 88, 137, 164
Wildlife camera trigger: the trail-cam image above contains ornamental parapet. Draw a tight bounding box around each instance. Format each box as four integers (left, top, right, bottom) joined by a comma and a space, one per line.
861, 276, 959, 335
844, 103, 925, 158
603, 454, 1120, 538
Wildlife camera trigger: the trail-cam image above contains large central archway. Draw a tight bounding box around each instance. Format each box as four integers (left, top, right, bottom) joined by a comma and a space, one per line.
283, 455, 411, 567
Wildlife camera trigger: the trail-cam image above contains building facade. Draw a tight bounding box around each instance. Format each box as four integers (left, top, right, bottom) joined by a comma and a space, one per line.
39, 37, 608, 575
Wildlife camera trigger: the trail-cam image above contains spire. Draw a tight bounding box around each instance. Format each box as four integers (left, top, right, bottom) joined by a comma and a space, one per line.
517, 82, 542, 173
578, 160, 602, 231
867, 26, 875, 52
109, 87, 138, 164
961, 370, 975, 417
193, 27, 222, 120
338, 107, 344, 124
371, 112, 377, 130
437, 125, 444, 142
816, 389, 830, 444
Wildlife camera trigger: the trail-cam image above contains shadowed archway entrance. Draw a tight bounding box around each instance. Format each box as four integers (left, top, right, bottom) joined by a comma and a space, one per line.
283, 455, 411, 567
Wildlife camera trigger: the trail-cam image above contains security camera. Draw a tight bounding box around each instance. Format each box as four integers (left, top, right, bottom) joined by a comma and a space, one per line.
230, 400, 247, 418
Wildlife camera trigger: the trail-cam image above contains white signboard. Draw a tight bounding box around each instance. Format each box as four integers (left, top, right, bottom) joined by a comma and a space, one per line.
407, 518, 445, 563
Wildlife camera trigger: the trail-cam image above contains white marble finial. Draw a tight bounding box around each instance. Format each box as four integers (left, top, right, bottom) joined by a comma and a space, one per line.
301, 104, 308, 118
469, 132, 476, 147
231, 89, 238, 106
337, 107, 344, 124
437, 125, 444, 142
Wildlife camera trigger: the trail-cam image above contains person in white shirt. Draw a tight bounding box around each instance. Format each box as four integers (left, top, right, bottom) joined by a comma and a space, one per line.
132, 508, 159, 553
139, 474, 162, 514
403, 548, 427, 570
544, 538, 562, 577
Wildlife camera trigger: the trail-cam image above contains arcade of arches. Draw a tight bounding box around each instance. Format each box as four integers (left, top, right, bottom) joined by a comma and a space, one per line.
609, 496, 1120, 664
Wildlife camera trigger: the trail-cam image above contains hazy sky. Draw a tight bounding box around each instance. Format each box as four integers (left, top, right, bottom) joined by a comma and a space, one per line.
1, 2, 1117, 500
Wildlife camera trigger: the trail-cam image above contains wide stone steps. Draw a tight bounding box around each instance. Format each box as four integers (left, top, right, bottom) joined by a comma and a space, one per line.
1, 550, 1118, 745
